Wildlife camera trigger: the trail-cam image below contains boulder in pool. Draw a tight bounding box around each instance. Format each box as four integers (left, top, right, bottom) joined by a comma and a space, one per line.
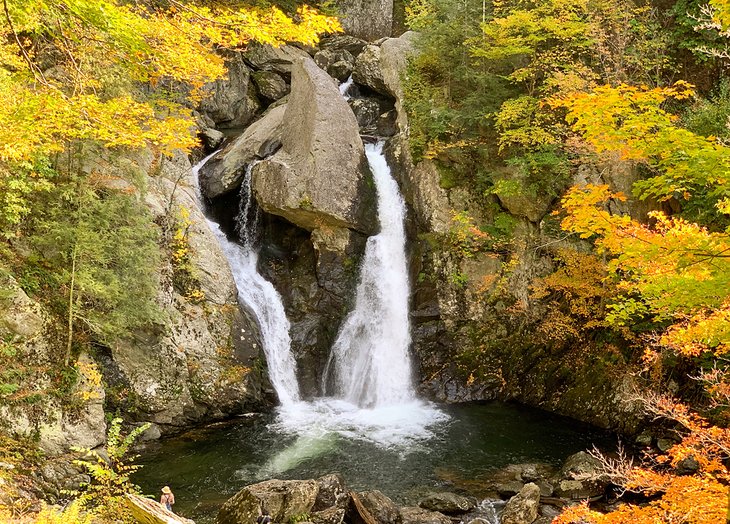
348, 490, 400, 524
217, 479, 319, 524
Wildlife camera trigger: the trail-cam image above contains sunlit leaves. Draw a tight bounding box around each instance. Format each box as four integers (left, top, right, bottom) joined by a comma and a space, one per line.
560, 184, 730, 355
0, 0, 339, 229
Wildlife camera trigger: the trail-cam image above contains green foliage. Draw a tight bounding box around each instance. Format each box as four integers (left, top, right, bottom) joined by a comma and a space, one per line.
289, 513, 312, 524
682, 78, 730, 139
71, 417, 150, 522
26, 166, 162, 352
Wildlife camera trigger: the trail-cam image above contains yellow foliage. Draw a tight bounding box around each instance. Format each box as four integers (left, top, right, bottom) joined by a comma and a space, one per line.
0, 0, 340, 227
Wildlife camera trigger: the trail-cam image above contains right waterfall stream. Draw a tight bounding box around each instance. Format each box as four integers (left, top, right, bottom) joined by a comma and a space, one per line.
323, 141, 415, 408
268, 140, 448, 466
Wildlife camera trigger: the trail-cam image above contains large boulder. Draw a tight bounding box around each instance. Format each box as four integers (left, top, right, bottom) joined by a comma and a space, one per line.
103, 149, 265, 430
218, 479, 319, 524
399, 507, 452, 524
253, 71, 290, 102
500, 483, 540, 524
553, 451, 606, 499
0, 273, 106, 456
198, 53, 261, 128
199, 104, 287, 199
417, 492, 475, 514
334, 0, 394, 41
253, 58, 376, 235
353, 45, 387, 95
313, 474, 349, 511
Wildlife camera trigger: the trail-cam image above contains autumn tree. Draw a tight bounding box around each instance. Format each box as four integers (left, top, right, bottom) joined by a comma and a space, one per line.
551, 77, 730, 524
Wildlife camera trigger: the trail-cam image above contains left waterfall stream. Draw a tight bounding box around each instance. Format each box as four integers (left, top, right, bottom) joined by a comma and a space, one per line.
192, 153, 300, 406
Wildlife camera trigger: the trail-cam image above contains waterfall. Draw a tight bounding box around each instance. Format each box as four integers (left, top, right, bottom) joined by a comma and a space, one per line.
323, 142, 414, 407
192, 156, 300, 406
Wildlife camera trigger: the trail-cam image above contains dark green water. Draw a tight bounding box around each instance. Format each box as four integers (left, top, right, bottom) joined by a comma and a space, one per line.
134, 402, 614, 523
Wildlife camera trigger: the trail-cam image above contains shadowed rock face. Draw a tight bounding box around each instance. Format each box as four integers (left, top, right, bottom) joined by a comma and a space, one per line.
199, 104, 287, 199
253, 57, 377, 236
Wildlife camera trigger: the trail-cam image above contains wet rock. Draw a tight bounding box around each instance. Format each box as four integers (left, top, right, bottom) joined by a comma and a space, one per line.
353, 45, 388, 95
400, 506, 452, 524
253, 58, 376, 235
350, 98, 382, 130
314, 49, 355, 81
200, 128, 225, 152
244, 43, 311, 75
376, 110, 398, 137
496, 481, 524, 499
418, 492, 475, 514
314, 474, 349, 511
534, 480, 553, 498
350, 491, 400, 524
199, 104, 286, 199
539, 504, 561, 519
333, 0, 394, 41
218, 479, 319, 524
198, 53, 260, 128
501, 483, 540, 524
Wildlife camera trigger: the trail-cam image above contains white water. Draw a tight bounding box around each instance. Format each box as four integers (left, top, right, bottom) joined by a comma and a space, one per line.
323, 142, 414, 407
195, 142, 447, 473
262, 143, 447, 466
192, 156, 300, 406
339, 75, 354, 98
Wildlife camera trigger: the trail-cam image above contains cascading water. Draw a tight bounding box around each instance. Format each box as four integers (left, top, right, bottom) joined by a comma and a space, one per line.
322, 141, 414, 407
192, 155, 300, 406
268, 142, 448, 459
194, 131, 446, 474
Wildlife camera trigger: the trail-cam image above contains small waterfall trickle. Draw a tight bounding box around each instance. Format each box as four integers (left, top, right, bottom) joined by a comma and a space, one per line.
322, 141, 414, 407
339, 75, 354, 99
193, 156, 300, 406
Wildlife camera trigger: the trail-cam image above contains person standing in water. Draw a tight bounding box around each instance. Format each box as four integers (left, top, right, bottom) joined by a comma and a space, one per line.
160, 486, 175, 512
